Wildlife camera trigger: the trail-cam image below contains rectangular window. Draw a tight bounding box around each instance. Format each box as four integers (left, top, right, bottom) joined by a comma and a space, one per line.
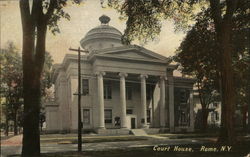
82, 79, 89, 96
104, 81, 112, 99
215, 111, 219, 121
126, 109, 133, 114
126, 84, 132, 100
104, 109, 112, 123
147, 109, 151, 123
146, 84, 153, 100
83, 109, 90, 124
180, 90, 186, 103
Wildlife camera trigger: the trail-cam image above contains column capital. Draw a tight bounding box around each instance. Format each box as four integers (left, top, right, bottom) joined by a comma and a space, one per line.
95, 71, 106, 76
119, 72, 128, 78
140, 74, 148, 79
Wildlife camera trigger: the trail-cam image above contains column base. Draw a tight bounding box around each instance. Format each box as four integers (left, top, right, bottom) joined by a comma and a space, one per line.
159, 127, 170, 133
95, 127, 106, 134
169, 126, 175, 133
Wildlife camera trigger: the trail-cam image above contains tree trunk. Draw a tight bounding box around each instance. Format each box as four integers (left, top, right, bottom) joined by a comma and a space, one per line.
14, 110, 18, 135
209, 0, 238, 144
248, 107, 250, 133
20, 15, 42, 157
201, 108, 209, 133
247, 69, 250, 133
242, 105, 247, 133
217, 22, 236, 144
22, 79, 41, 156
21, 34, 41, 156
20, 0, 48, 155
248, 101, 250, 133
5, 119, 9, 136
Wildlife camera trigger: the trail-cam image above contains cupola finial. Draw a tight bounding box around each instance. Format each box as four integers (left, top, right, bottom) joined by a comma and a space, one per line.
99, 15, 110, 24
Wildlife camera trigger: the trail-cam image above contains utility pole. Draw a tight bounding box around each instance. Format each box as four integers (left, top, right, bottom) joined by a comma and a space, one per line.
69, 47, 88, 152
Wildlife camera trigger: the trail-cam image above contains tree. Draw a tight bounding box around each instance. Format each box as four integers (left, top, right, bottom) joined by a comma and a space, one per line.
234, 50, 250, 132
175, 7, 249, 132
40, 51, 54, 132
108, 0, 249, 144
0, 42, 23, 136
174, 10, 220, 132
0, 42, 54, 137
41, 52, 54, 101
19, 0, 80, 156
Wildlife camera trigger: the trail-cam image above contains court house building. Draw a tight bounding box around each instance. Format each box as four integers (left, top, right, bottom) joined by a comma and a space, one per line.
45, 15, 195, 134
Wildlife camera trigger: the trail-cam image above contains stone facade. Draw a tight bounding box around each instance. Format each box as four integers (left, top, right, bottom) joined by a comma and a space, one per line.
45, 15, 195, 134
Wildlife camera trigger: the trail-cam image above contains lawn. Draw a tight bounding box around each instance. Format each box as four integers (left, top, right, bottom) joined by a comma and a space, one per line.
35, 143, 250, 157
157, 133, 218, 139
8, 141, 250, 157
40, 135, 147, 144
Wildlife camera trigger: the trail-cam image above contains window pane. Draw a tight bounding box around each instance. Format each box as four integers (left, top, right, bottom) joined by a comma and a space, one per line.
104, 81, 112, 99
147, 109, 151, 123
126, 109, 133, 114
83, 109, 90, 124
108, 86, 112, 99
82, 79, 89, 95
180, 90, 186, 103
146, 84, 153, 100
126, 85, 132, 100
104, 109, 112, 123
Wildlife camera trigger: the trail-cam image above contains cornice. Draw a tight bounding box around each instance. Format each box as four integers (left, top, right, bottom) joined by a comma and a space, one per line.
88, 45, 171, 64
94, 54, 169, 64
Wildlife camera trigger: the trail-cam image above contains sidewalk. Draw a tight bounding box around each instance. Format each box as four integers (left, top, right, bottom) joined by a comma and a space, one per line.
1, 135, 22, 146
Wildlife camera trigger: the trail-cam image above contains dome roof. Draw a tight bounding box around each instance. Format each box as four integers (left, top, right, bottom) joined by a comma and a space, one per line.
80, 15, 123, 50
85, 25, 122, 38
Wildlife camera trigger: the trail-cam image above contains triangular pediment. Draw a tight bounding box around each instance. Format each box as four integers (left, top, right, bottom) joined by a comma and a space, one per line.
104, 51, 159, 60
93, 45, 169, 63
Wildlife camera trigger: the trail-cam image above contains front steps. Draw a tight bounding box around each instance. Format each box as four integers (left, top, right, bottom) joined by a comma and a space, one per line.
130, 129, 148, 136
95, 128, 130, 135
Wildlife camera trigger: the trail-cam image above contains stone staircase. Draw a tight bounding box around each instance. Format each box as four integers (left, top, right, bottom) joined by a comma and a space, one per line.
96, 129, 130, 135
130, 129, 148, 136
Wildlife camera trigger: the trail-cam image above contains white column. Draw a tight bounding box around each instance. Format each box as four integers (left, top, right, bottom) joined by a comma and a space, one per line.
119, 72, 128, 128
168, 77, 175, 132
189, 90, 194, 132
140, 74, 148, 128
160, 76, 166, 128
96, 71, 106, 129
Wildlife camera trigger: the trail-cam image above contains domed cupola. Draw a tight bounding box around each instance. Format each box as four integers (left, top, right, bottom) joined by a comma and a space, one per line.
80, 15, 123, 51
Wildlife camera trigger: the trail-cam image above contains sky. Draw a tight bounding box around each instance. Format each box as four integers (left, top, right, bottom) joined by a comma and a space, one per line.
0, 0, 185, 64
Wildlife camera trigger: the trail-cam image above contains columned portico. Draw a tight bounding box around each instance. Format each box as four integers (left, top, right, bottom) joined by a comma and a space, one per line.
47, 15, 197, 134
140, 74, 148, 128
160, 76, 166, 127
119, 72, 128, 128
97, 71, 106, 129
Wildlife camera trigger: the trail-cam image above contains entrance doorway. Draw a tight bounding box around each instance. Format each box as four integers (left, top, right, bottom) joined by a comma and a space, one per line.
131, 118, 136, 129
